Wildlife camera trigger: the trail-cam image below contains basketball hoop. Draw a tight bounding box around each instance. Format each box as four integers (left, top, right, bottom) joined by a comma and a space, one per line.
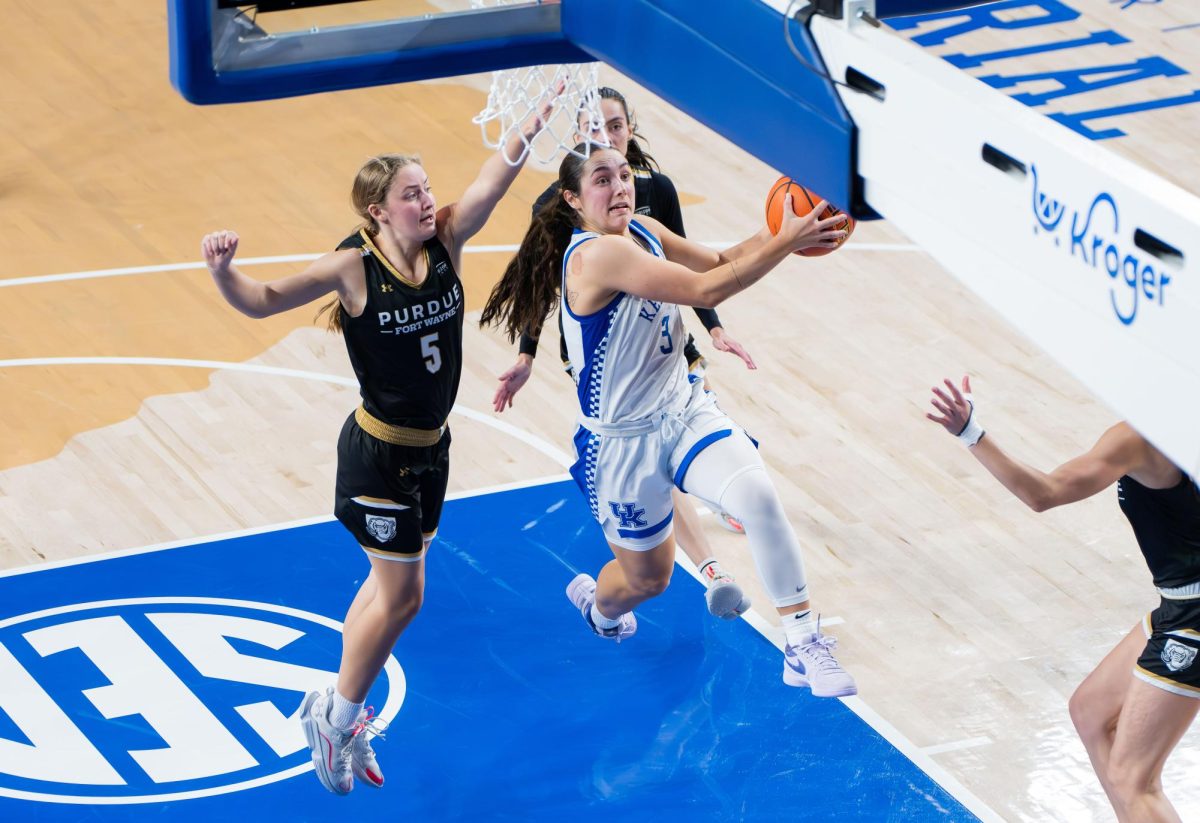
470, 3, 608, 165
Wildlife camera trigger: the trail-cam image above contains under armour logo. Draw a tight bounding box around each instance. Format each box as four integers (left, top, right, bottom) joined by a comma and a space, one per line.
381, 283, 395, 293
608, 502, 648, 528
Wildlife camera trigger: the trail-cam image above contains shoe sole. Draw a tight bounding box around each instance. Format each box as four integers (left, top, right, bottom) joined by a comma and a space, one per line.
353, 759, 384, 788
706, 582, 748, 619
299, 691, 352, 795
782, 668, 858, 697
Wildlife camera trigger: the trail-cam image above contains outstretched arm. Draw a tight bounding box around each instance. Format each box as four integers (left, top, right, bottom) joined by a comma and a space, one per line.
442, 95, 558, 249
927, 375, 1148, 511
581, 199, 846, 309
202, 230, 357, 318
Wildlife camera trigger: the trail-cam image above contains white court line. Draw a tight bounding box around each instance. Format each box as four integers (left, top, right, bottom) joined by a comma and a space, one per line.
1, 352, 996, 820
922, 736, 995, 757
0, 241, 922, 288
0, 473, 571, 580
0, 356, 576, 470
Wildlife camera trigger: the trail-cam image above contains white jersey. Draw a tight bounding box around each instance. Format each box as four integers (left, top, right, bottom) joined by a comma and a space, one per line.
560, 220, 690, 425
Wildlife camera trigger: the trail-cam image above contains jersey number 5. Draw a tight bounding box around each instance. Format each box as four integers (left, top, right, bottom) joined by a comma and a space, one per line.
420, 332, 442, 374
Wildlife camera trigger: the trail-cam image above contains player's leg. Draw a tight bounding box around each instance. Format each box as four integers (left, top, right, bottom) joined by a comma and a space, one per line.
1068, 621, 1148, 811
1105, 676, 1198, 822
567, 536, 675, 641
683, 334, 743, 536
1100, 603, 1200, 821
670, 485, 750, 618
566, 424, 674, 640
298, 415, 434, 794
673, 414, 855, 696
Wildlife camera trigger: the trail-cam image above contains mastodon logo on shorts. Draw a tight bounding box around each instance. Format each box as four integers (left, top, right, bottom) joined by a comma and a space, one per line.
365, 514, 397, 543
1161, 639, 1198, 672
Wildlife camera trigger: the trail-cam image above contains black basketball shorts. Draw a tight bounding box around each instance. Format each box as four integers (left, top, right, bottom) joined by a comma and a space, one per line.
333, 412, 451, 559
1134, 595, 1200, 699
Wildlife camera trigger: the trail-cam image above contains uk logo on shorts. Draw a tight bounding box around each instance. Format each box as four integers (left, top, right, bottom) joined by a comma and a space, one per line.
608, 502, 648, 529
365, 514, 397, 543
1161, 639, 1198, 672
0, 597, 404, 804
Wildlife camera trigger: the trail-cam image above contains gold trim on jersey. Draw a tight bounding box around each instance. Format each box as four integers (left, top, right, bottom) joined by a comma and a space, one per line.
359, 228, 429, 290
355, 405, 445, 447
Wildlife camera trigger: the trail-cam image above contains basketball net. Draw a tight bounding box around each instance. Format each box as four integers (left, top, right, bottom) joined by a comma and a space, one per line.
470, 2, 607, 165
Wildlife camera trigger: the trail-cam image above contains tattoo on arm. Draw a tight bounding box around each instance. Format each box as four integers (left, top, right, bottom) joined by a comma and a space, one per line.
730, 259, 744, 290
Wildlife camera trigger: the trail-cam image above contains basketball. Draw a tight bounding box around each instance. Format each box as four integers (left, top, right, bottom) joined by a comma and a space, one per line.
765, 176, 855, 256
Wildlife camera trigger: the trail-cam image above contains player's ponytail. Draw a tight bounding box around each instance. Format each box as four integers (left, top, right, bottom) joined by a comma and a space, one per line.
481, 149, 588, 341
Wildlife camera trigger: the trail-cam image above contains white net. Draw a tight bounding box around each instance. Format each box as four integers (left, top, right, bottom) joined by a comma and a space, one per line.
469, 2, 607, 165
472, 63, 608, 166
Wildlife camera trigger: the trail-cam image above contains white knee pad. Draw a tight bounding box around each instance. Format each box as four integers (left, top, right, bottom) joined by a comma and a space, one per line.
681, 434, 810, 608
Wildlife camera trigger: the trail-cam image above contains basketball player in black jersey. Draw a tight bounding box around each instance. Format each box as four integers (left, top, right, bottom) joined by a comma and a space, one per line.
201, 102, 553, 796
929, 375, 1200, 823
490, 87, 756, 621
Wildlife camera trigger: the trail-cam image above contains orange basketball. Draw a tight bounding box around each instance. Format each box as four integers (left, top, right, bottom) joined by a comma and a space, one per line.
765, 176, 855, 257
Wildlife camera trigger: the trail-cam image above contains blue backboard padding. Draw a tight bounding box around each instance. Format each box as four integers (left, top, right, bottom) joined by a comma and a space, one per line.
0, 480, 978, 820
564, 0, 857, 215
167, 1, 592, 105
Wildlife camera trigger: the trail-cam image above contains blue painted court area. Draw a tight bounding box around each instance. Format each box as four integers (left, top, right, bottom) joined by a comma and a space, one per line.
0, 480, 980, 821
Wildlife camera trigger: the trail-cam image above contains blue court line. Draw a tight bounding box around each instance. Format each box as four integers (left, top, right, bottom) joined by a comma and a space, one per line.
0, 478, 996, 821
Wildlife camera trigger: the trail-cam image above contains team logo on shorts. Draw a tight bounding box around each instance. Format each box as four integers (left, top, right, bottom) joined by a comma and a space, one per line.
1161, 639, 1198, 672
365, 514, 397, 543
608, 502, 648, 529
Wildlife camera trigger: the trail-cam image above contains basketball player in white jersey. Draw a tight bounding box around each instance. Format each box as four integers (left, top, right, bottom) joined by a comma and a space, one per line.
481, 146, 856, 696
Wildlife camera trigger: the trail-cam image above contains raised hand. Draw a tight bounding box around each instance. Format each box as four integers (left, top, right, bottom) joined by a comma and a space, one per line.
710, 327, 756, 370
927, 375, 974, 436
201, 230, 239, 273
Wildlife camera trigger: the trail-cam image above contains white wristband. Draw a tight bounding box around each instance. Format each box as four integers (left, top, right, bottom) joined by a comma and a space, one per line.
956, 398, 985, 448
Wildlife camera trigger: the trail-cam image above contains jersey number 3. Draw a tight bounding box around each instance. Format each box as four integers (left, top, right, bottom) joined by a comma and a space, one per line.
421, 332, 442, 374
659, 316, 674, 355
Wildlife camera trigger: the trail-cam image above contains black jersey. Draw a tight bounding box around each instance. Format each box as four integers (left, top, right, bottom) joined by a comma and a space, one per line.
1117, 473, 1200, 588
336, 229, 464, 429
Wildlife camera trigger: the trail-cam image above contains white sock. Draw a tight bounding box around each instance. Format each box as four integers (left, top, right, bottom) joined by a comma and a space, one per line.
590, 602, 621, 629
699, 557, 729, 583
328, 688, 364, 731
782, 609, 816, 648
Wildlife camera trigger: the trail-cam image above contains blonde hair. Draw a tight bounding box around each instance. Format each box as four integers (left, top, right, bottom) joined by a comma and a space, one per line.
317, 153, 423, 332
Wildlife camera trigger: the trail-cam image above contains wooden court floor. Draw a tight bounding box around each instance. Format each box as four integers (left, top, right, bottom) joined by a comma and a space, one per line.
1, 2, 1197, 820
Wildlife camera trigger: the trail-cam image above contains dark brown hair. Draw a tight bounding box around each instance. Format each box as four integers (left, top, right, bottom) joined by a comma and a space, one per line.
594, 87, 659, 173
479, 147, 597, 341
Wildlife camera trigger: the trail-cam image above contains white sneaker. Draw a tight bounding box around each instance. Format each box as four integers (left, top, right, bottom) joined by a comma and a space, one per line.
566, 573, 637, 642
717, 512, 745, 534
299, 687, 355, 795
783, 629, 857, 697
704, 572, 751, 620
352, 708, 388, 788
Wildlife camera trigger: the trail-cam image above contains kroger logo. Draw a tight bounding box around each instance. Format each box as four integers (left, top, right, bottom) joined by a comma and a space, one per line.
0, 597, 403, 804
1031, 165, 1173, 326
